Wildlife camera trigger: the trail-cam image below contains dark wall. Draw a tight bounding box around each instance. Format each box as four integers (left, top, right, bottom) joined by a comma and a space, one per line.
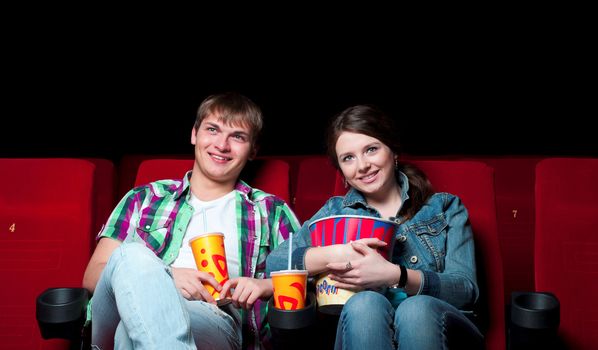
3, 33, 596, 160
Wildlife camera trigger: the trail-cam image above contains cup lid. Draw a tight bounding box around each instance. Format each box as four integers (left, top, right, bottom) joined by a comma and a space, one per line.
271, 269, 308, 275
188, 232, 224, 244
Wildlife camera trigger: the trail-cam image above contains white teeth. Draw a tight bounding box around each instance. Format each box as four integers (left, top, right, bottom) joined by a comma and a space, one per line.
362, 172, 376, 180
212, 154, 230, 161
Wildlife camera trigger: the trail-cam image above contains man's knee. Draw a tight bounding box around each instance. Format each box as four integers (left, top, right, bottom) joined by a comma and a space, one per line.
108, 242, 162, 276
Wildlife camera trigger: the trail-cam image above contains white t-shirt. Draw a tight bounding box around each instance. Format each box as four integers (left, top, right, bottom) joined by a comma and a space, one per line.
171, 190, 240, 279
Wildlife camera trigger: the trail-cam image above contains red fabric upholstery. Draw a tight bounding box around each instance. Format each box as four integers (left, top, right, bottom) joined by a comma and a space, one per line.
86, 158, 116, 247
134, 158, 292, 204
293, 156, 338, 223
413, 160, 504, 350
118, 154, 192, 199
0, 158, 95, 350
535, 158, 598, 349
474, 157, 542, 300
333, 160, 505, 350
390, 155, 542, 302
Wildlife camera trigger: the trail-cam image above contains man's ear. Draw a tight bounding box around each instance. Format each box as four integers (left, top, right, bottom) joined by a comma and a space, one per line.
191, 127, 198, 145
249, 145, 259, 160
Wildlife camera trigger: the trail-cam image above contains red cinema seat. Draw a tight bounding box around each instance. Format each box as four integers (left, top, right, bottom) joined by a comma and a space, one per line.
0, 158, 95, 350
86, 158, 116, 248
474, 157, 542, 302
134, 158, 292, 204
293, 156, 338, 223
535, 158, 598, 349
333, 160, 505, 350
118, 154, 192, 199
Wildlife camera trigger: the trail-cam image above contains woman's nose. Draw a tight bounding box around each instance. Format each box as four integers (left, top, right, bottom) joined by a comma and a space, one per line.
357, 157, 370, 171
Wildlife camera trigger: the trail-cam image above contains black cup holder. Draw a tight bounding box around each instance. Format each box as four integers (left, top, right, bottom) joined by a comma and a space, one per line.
511, 291, 560, 330
509, 291, 561, 349
268, 293, 316, 349
268, 292, 316, 330
36, 287, 89, 340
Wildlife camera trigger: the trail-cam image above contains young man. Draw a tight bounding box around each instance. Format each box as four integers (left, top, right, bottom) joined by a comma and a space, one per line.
83, 92, 300, 349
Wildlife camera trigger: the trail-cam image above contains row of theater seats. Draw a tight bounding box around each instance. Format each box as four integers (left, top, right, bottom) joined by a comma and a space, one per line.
1, 156, 596, 349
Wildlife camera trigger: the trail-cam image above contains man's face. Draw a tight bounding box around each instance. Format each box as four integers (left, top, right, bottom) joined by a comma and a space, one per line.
191, 113, 255, 186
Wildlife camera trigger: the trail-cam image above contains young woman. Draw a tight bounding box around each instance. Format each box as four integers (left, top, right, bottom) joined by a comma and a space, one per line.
266, 105, 483, 349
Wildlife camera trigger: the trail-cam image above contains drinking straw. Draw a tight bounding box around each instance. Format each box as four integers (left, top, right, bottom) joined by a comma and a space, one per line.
288, 233, 292, 270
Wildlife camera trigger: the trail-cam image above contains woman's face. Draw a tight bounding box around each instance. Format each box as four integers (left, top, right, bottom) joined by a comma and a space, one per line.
335, 131, 397, 197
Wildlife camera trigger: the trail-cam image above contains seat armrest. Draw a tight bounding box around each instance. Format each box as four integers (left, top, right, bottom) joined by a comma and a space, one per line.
36, 287, 89, 340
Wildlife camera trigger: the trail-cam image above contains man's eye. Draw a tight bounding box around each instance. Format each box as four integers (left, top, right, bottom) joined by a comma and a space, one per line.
206, 127, 217, 133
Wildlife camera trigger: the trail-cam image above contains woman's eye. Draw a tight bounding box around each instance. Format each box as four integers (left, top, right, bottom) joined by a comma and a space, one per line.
366, 146, 378, 153
341, 155, 354, 162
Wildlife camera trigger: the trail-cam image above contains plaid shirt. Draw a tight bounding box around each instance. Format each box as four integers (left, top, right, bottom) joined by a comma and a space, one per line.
98, 171, 300, 349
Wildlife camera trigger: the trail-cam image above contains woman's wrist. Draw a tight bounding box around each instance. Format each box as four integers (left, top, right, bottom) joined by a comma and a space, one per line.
387, 263, 404, 288
304, 244, 348, 274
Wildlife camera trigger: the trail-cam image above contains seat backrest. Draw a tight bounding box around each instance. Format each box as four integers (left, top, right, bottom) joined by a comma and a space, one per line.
86, 158, 116, 248
134, 158, 291, 204
293, 156, 338, 223
118, 154, 192, 199
333, 160, 505, 350
535, 157, 598, 349
474, 157, 542, 301
0, 158, 96, 350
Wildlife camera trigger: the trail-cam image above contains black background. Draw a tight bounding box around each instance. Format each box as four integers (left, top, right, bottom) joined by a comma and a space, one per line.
2, 16, 596, 161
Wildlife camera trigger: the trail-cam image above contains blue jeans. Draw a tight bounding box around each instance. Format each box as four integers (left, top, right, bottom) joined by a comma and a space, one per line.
335, 292, 484, 350
91, 242, 241, 350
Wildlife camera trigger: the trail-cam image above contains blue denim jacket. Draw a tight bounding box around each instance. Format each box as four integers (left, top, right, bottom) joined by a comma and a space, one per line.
266, 171, 479, 310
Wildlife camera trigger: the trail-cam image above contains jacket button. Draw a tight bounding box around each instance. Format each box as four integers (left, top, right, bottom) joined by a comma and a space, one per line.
409, 256, 418, 264
398, 235, 407, 242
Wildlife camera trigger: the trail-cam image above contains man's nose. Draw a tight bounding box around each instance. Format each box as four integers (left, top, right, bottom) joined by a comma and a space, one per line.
215, 134, 230, 151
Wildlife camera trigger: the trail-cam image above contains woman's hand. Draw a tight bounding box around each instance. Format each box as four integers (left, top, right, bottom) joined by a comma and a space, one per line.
326, 241, 399, 291
171, 267, 220, 304
336, 238, 388, 262
220, 277, 273, 309
306, 238, 388, 275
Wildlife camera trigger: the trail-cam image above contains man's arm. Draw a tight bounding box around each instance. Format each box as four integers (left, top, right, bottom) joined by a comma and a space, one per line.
82, 237, 122, 293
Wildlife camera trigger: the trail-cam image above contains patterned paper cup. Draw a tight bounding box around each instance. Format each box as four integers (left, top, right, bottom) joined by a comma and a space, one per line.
309, 215, 398, 313
189, 233, 229, 301
271, 270, 308, 310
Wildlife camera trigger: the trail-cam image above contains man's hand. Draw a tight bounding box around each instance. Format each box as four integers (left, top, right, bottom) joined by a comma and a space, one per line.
220, 277, 273, 309
171, 267, 221, 305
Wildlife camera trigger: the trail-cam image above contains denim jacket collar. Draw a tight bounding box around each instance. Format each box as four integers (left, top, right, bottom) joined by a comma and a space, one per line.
342, 171, 411, 212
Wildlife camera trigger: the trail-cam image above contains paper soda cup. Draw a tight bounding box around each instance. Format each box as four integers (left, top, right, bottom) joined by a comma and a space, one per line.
271, 270, 308, 310
189, 232, 229, 300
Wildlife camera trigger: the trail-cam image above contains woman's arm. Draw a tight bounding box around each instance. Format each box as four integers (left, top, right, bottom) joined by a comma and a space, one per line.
420, 194, 479, 309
